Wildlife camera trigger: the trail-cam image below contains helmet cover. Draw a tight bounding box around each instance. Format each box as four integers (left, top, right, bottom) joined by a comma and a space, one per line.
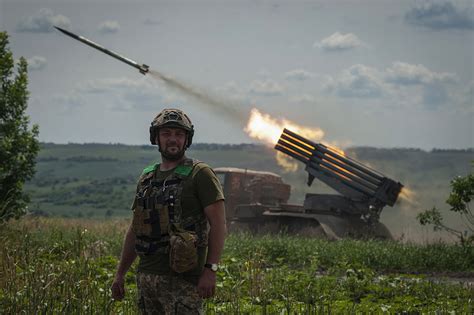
149, 108, 194, 148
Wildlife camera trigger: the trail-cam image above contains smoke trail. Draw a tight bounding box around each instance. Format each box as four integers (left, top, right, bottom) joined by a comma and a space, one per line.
149, 70, 248, 123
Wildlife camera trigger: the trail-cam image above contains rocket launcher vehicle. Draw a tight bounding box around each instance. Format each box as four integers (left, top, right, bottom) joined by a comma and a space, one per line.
275, 128, 403, 223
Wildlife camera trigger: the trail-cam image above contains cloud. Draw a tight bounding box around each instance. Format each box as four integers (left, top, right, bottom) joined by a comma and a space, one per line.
385, 62, 457, 85
324, 62, 461, 108
289, 94, 315, 103
17, 8, 71, 33
121, 89, 163, 111
217, 81, 241, 94
323, 64, 384, 98
422, 83, 449, 108
284, 69, 314, 81
144, 18, 161, 25
52, 79, 135, 111
405, 0, 474, 30
78, 77, 143, 93
98, 21, 120, 34
460, 80, 474, 109
384, 61, 457, 108
77, 76, 186, 111
215, 81, 250, 104
249, 79, 285, 96
256, 68, 271, 79
443, 80, 474, 112
27, 56, 47, 71
466, 80, 474, 102
314, 32, 365, 51
52, 92, 85, 111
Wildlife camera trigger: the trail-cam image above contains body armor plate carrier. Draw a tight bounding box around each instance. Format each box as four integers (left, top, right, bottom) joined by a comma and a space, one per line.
132, 159, 208, 255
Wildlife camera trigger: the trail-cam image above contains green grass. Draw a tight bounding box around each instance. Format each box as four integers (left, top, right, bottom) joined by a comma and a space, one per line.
1, 218, 472, 313
224, 233, 474, 273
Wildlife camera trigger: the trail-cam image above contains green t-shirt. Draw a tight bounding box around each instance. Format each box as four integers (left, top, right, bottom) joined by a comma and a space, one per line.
134, 161, 224, 283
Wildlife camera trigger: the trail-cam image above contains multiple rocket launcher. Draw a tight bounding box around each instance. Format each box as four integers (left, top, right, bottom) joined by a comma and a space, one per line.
275, 128, 403, 221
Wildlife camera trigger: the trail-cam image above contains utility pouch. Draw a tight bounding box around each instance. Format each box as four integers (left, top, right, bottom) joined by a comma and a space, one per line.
132, 206, 152, 237
169, 224, 198, 273
132, 206, 161, 239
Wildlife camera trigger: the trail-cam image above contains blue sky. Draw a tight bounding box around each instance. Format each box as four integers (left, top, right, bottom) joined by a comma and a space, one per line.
1, 0, 473, 149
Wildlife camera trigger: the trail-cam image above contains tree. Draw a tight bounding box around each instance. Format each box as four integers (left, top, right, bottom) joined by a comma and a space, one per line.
0, 32, 39, 222
417, 172, 474, 245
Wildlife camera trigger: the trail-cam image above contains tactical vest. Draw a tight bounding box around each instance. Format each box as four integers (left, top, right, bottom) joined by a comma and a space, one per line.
132, 158, 209, 255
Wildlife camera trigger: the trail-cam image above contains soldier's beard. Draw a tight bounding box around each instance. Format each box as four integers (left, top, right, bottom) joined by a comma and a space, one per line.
158, 143, 186, 161
161, 149, 185, 161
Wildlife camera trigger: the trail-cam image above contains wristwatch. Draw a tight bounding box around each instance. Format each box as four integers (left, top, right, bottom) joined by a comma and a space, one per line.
204, 263, 218, 272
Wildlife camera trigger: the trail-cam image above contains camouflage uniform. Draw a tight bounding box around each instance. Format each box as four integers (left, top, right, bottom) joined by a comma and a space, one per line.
137, 273, 203, 315
132, 109, 224, 314
132, 159, 211, 315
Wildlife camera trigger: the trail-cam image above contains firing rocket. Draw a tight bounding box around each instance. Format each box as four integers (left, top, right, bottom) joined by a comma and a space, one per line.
54, 26, 149, 75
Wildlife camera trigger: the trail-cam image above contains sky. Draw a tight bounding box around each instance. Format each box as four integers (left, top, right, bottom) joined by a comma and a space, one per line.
1, 0, 473, 149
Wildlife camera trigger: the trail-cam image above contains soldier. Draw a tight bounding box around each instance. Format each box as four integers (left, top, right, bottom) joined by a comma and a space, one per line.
111, 109, 226, 314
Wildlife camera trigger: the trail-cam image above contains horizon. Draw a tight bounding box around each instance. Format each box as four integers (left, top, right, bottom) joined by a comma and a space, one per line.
38, 141, 474, 152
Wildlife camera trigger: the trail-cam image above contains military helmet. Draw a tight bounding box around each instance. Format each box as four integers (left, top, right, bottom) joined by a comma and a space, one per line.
149, 108, 194, 147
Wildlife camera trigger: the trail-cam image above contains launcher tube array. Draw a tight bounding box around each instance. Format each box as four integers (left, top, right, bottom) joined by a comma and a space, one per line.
275, 128, 387, 198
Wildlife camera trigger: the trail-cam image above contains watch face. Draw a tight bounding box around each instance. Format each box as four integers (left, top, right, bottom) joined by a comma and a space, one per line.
205, 263, 218, 272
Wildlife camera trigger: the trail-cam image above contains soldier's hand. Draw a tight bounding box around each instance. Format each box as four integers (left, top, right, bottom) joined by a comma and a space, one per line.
111, 275, 125, 301
197, 268, 216, 298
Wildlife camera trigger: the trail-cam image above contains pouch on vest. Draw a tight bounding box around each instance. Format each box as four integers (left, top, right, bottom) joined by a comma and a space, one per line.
132, 207, 161, 239
169, 224, 198, 273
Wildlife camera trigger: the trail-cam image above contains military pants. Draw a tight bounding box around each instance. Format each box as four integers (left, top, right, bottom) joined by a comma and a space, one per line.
136, 272, 203, 315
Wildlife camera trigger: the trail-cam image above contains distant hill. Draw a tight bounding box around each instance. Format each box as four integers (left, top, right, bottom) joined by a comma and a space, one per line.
25, 143, 473, 242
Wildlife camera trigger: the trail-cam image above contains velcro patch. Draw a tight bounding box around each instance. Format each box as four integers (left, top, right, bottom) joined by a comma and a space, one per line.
174, 165, 192, 176
142, 163, 158, 175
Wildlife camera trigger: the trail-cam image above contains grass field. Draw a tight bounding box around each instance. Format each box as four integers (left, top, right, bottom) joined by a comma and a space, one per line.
1, 217, 472, 313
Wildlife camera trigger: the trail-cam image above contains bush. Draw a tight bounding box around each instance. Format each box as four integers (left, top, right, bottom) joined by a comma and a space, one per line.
418, 172, 473, 245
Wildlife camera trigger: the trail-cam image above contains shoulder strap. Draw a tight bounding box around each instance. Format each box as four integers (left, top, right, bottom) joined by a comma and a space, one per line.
174, 158, 201, 178
141, 163, 159, 176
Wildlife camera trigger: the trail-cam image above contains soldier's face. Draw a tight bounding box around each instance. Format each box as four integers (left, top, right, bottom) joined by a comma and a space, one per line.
157, 127, 187, 161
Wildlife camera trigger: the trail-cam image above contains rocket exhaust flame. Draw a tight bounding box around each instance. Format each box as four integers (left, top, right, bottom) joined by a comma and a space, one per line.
244, 108, 341, 172
245, 108, 325, 146
399, 187, 417, 205
276, 151, 299, 172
